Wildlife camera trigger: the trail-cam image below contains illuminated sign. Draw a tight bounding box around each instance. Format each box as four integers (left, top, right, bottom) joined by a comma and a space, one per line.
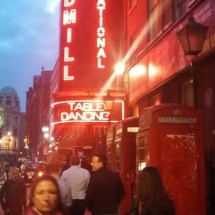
62, 0, 76, 81
59, 0, 123, 90
96, 0, 106, 68
127, 127, 139, 133
158, 117, 197, 124
60, 0, 107, 84
51, 100, 124, 125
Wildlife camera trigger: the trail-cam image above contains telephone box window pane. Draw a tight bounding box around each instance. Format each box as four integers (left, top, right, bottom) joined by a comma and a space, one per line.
116, 162, 120, 171
106, 145, 111, 153
138, 149, 146, 160
138, 136, 146, 147
138, 161, 146, 171
116, 152, 120, 160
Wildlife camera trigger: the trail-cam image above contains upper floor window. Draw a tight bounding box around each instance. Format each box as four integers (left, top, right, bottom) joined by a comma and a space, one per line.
15, 100, 19, 107
14, 116, 18, 124
181, 80, 194, 107
13, 128, 17, 136
150, 93, 162, 105
175, 0, 205, 21
129, 31, 139, 65
6, 99, 11, 106
129, 0, 137, 10
175, 0, 186, 20
148, 0, 174, 41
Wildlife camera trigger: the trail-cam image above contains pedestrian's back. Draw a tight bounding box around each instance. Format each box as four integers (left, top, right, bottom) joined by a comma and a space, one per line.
0, 166, 26, 215
61, 155, 90, 215
48, 160, 72, 208
138, 166, 175, 215
61, 155, 90, 199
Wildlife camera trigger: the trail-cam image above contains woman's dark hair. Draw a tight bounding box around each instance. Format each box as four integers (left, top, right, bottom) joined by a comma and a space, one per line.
29, 174, 65, 213
138, 166, 175, 215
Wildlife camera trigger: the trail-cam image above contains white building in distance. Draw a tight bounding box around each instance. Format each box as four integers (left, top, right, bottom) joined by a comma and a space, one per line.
0, 86, 26, 165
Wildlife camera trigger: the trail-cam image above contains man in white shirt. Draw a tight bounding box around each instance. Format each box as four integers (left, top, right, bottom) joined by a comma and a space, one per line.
61, 155, 90, 215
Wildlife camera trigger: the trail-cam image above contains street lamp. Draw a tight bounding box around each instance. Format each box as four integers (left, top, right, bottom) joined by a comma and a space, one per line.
176, 14, 208, 108
176, 15, 208, 55
104, 90, 115, 112
7, 131, 12, 163
103, 90, 115, 123
0, 139, 2, 161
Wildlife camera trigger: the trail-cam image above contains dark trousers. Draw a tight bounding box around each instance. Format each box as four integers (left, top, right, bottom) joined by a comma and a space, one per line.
70, 199, 86, 215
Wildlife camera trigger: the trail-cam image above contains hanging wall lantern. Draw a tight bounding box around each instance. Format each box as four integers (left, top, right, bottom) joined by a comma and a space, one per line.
176, 15, 208, 56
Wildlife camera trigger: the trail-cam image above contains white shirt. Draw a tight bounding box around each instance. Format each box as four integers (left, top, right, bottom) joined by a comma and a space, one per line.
52, 173, 72, 206
61, 165, 90, 200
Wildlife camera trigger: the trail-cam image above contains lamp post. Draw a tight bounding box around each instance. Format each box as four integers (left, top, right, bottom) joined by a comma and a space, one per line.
176, 14, 208, 108
103, 90, 115, 123
7, 131, 11, 163
0, 139, 2, 162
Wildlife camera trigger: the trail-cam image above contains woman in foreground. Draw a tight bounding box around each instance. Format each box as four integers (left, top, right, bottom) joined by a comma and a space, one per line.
26, 174, 67, 215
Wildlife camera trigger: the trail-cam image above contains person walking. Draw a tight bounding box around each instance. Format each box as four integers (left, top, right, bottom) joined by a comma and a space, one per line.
85, 153, 125, 215
0, 166, 26, 215
137, 166, 175, 215
47, 161, 72, 212
61, 155, 90, 215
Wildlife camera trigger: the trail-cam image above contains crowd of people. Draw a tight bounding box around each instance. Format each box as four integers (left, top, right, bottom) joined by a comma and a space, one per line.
0, 154, 175, 215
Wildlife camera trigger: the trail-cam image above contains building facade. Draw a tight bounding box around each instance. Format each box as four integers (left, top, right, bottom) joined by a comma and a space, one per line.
123, 0, 215, 214
25, 0, 215, 213
0, 86, 25, 165
26, 69, 52, 161
48, 0, 125, 163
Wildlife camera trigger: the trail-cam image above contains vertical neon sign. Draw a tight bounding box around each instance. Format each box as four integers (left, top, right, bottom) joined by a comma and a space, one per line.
96, 0, 106, 69
62, 0, 77, 81
59, 0, 111, 90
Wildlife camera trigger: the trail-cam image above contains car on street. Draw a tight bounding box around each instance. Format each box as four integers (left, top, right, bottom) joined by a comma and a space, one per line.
21, 161, 47, 183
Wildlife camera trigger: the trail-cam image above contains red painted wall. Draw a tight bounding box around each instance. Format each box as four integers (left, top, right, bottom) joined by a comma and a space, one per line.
126, 0, 215, 104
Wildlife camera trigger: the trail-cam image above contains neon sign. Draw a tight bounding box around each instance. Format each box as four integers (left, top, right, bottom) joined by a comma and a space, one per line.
51, 100, 124, 124
62, 0, 77, 81
96, 0, 106, 69
60, 0, 107, 85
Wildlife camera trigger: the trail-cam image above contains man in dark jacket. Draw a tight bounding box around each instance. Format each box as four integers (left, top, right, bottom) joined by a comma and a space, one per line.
0, 167, 26, 215
86, 154, 125, 215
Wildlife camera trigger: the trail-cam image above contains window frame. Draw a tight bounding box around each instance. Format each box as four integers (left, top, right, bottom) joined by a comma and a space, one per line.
148, 0, 174, 41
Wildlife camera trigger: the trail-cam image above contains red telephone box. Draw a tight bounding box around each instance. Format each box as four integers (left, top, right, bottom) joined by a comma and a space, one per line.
136, 104, 206, 215
113, 117, 139, 215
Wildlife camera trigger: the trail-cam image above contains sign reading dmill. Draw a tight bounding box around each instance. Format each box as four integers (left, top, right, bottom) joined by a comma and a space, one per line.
61, 0, 107, 82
